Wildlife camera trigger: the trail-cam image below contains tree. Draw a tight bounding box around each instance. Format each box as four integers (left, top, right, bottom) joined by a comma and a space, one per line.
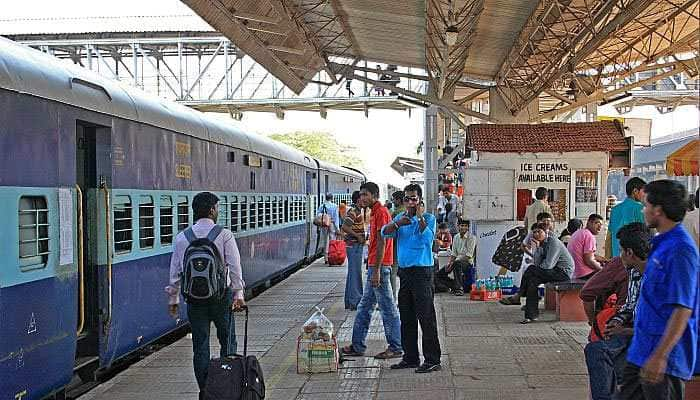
269, 131, 364, 168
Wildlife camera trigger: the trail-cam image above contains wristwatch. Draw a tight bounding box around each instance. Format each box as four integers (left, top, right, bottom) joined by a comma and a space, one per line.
417, 216, 425, 223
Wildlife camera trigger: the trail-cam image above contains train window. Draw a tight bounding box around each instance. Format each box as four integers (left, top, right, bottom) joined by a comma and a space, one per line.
284, 197, 289, 223
257, 196, 265, 227
277, 197, 283, 224
292, 197, 298, 221
230, 196, 239, 233
264, 196, 271, 226
227, 151, 235, 163
219, 195, 229, 230
239, 196, 248, 231
139, 195, 155, 249
302, 197, 308, 220
250, 171, 256, 190
18, 196, 49, 269
266, 160, 273, 169
160, 195, 174, 245
249, 197, 257, 229
113, 195, 133, 254
177, 196, 189, 232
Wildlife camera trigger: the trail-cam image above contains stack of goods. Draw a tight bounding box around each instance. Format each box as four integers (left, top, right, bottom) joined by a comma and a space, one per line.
496, 275, 517, 295
470, 278, 503, 301
297, 307, 338, 374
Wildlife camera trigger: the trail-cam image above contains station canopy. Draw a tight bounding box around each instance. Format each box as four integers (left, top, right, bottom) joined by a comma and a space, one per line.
183, 0, 699, 122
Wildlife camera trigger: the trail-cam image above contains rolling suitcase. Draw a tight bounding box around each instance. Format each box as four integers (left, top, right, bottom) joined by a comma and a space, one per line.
204, 306, 265, 400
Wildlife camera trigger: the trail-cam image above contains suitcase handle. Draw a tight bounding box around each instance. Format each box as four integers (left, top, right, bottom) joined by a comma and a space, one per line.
229, 305, 249, 357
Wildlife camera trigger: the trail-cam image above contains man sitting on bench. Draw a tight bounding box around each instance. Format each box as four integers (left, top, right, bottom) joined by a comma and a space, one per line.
501, 222, 574, 324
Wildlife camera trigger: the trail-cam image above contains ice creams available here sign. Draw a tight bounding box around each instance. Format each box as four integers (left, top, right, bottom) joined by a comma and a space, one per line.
517, 162, 571, 184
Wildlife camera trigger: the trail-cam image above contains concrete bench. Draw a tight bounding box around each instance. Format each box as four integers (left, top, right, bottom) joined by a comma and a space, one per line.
545, 279, 588, 322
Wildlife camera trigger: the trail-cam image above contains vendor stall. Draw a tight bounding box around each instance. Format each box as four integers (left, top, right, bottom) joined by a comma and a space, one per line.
461, 121, 633, 285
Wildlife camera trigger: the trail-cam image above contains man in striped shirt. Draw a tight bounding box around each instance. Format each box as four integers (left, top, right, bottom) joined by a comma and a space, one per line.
584, 222, 649, 400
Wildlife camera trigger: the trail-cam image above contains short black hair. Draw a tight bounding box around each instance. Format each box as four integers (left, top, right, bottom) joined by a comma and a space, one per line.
360, 181, 380, 198
458, 219, 470, 226
532, 222, 549, 232
392, 191, 404, 202
537, 212, 552, 221
325, 193, 334, 201
438, 222, 449, 230
625, 177, 646, 196
351, 190, 361, 204
567, 218, 583, 234
192, 192, 219, 221
535, 187, 548, 200
404, 183, 422, 198
644, 180, 688, 222
617, 222, 652, 260
588, 214, 604, 223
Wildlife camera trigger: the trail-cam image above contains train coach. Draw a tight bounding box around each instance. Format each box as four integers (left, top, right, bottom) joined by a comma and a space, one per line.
0, 37, 364, 399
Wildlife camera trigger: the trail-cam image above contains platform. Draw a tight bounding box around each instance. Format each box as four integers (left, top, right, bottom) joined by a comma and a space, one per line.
81, 260, 591, 399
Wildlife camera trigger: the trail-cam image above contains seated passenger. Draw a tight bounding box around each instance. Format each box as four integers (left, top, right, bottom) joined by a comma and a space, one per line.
582, 222, 649, 400
435, 223, 452, 252
568, 214, 607, 279
501, 222, 574, 323
520, 212, 555, 258
447, 219, 476, 296
559, 218, 583, 246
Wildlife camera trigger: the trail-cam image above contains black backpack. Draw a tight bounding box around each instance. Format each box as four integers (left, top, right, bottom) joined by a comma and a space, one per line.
181, 225, 226, 303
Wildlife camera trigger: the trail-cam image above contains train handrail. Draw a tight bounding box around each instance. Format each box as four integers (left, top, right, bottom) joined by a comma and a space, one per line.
101, 183, 113, 332
75, 185, 85, 336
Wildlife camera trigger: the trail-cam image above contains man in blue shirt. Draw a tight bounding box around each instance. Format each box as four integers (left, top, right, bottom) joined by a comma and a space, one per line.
316, 193, 340, 264
381, 184, 441, 373
607, 177, 646, 257
620, 180, 699, 400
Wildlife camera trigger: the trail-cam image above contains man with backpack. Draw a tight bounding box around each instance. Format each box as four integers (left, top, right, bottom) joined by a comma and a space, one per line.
165, 192, 246, 400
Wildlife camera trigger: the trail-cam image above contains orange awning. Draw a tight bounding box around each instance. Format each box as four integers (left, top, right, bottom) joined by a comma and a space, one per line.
666, 139, 699, 176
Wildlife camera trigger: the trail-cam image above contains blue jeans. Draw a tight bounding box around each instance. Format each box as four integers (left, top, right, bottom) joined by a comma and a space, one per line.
345, 243, 364, 309
584, 334, 632, 400
351, 267, 402, 353
187, 289, 236, 390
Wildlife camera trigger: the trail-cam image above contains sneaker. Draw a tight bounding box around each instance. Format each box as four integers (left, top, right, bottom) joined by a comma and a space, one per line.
520, 317, 539, 324
374, 349, 403, 360
390, 360, 419, 369
415, 363, 442, 373
340, 345, 364, 356
453, 289, 464, 297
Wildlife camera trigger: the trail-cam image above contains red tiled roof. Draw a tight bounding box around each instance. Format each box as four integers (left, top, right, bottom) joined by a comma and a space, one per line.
467, 121, 630, 153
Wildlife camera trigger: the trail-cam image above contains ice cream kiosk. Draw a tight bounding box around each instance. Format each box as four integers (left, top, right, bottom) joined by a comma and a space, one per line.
460, 121, 633, 285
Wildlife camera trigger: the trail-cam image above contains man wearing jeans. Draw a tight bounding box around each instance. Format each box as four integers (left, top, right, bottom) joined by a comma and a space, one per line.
165, 192, 246, 400
382, 184, 442, 373
341, 190, 365, 310
582, 222, 649, 400
341, 182, 402, 359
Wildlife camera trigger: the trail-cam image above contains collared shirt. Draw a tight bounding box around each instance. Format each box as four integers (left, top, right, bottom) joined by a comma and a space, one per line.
523, 200, 552, 231
567, 228, 598, 278
609, 197, 645, 257
367, 201, 393, 267
165, 218, 245, 304
381, 212, 436, 268
344, 204, 366, 245
437, 194, 458, 215
533, 236, 574, 277
627, 223, 699, 380
452, 232, 476, 264
579, 257, 628, 304
317, 201, 340, 231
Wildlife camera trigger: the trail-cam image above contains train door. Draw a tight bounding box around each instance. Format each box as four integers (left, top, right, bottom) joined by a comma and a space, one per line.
75, 121, 111, 376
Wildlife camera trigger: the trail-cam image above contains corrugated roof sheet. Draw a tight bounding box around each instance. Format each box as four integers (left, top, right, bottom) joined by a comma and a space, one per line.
0, 15, 215, 36
468, 121, 630, 153
635, 133, 698, 165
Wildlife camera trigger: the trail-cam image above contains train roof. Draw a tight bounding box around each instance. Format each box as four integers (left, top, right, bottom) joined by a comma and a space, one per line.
0, 37, 316, 169
315, 159, 364, 180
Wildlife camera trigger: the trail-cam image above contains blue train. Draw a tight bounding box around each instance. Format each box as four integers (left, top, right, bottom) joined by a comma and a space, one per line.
0, 37, 364, 399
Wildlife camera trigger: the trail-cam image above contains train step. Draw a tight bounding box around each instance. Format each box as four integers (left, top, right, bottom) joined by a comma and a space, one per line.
74, 356, 99, 372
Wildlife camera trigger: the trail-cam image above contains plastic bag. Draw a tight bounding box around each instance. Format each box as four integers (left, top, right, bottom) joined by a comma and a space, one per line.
302, 307, 334, 341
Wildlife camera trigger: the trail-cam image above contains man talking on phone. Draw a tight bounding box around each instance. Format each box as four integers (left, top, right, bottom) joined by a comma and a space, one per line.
381, 184, 441, 373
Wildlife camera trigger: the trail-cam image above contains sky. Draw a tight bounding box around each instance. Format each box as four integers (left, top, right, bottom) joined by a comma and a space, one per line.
3, 0, 698, 190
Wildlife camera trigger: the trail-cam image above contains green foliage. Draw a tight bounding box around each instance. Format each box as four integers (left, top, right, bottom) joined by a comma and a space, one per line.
269, 131, 364, 168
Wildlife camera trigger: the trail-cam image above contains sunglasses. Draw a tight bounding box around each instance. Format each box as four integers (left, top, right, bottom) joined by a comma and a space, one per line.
404, 196, 419, 202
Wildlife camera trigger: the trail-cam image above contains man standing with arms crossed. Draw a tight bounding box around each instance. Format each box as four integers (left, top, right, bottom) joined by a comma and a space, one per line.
341, 182, 402, 359
382, 184, 442, 373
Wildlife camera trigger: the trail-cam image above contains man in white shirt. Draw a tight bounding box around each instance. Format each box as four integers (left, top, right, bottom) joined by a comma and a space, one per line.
165, 192, 245, 399
523, 187, 552, 232
448, 219, 477, 296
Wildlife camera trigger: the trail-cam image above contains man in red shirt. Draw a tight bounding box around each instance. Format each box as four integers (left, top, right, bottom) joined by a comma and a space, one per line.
341, 182, 403, 359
